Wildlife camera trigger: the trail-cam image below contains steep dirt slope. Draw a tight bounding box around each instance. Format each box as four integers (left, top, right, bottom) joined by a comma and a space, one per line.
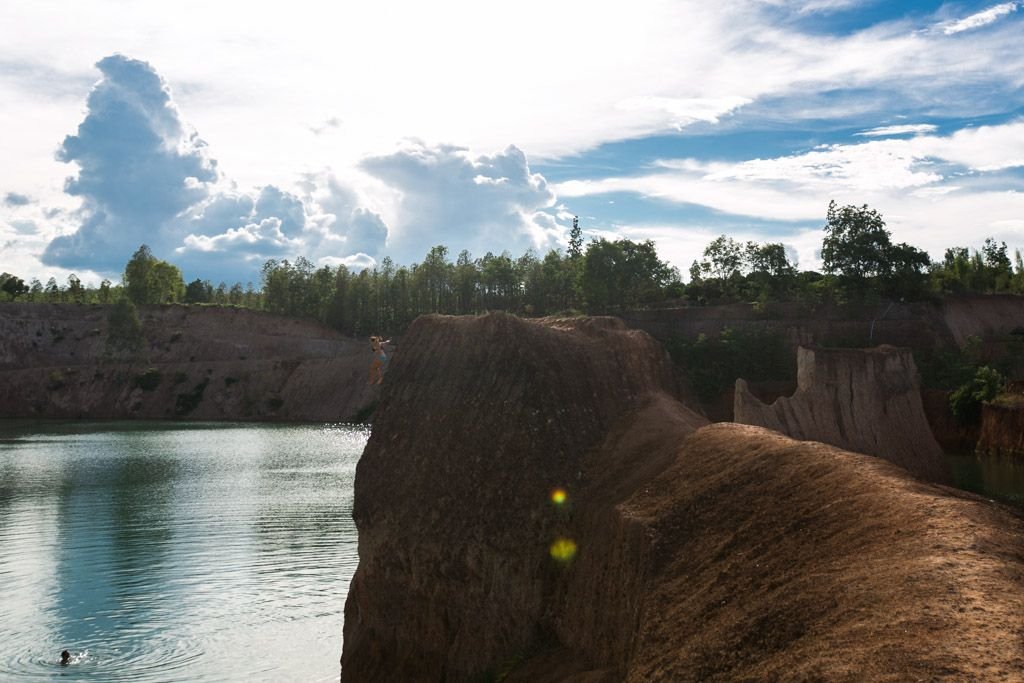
613, 424, 1024, 682
342, 312, 701, 681
735, 345, 950, 483
342, 313, 1024, 682
0, 303, 377, 421
942, 295, 1024, 346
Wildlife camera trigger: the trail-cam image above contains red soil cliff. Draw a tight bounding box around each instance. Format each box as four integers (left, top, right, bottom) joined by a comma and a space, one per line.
734, 345, 951, 483
0, 303, 377, 421
977, 402, 1024, 457
342, 313, 1024, 682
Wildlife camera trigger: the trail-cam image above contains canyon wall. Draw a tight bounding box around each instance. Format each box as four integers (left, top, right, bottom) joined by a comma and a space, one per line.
0, 303, 377, 421
622, 295, 1024, 354
977, 402, 1024, 457
342, 313, 1024, 682
734, 345, 950, 483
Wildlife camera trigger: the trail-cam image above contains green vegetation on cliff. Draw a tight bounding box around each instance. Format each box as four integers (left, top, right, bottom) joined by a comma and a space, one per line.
4, 204, 1024, 341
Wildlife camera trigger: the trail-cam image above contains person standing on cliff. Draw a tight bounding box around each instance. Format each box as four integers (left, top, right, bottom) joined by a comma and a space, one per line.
368, 336, 391, 385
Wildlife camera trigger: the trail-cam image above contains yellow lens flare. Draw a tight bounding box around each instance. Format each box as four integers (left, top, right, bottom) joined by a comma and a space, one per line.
550, 537, 578, 563
550, 488, 568, 505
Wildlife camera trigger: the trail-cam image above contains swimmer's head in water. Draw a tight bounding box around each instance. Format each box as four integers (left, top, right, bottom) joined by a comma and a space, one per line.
60, 650, 70, 666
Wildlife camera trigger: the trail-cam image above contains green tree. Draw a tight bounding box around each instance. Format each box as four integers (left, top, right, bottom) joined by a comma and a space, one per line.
106, 297, 145, 354
123, 245, 185, 304
821, 201, 892, 283
882, 242, 931, 298
568, 215, 583, 260
98, 279, 113, 303
44, 277, 60, 302
184, 278, 213, 303
950, 366, 1005, 424
580, 238, 675, 313
0, 273, 29, 300
66, 274, 86, 303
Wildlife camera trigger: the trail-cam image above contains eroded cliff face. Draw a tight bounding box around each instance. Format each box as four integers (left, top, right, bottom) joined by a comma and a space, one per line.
977, 402, 1024, 457
0, 303, 377, 421
343, 314, 1024, 682
342, 312, 703, 681
734, 345, 950, 483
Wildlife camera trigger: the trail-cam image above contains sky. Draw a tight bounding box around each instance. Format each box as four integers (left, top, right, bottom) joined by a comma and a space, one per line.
1, 0, 1023, 286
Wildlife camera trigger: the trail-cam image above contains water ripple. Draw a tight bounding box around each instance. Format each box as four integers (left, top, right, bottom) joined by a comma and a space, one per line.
0, 421, 364, 682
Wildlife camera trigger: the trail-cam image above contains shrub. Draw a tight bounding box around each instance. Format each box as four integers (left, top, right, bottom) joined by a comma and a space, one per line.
107, 297, 144, 353
950, 366, 1005, 424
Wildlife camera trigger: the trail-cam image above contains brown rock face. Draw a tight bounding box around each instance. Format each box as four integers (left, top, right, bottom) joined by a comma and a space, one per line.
977, 402, 1024, 457
734, 345, 950, 483
343, 314, 1024, 682
0, 303, 377, 421
342, 312, 705, 681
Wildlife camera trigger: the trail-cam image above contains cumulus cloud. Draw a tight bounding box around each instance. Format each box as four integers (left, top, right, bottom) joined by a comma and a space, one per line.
35, 54, 570, 282
360, 141, 563, 263
173, 187, 315, 280
41, 54, 217, 272
936, 2, 1020, 35
38, 54, 390, 283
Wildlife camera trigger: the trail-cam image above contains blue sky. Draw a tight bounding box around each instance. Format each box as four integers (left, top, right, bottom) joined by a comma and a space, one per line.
1, 0, 1023, 284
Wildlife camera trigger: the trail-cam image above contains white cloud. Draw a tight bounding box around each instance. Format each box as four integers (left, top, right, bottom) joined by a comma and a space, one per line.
3, 0, 1023, 190
560, 120, 1024, 214
3, 3, 1024, 282
615, 96, 752, 131
557, 120, 1024, 271
319, 253, 376, 271
911, 121, 1024, 171
936, 2, 1020, 35
359, 141, 563, 263
856, 124, 938, 137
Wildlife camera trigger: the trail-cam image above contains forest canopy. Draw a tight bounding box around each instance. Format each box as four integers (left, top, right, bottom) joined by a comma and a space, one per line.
4, 204, 1024, 337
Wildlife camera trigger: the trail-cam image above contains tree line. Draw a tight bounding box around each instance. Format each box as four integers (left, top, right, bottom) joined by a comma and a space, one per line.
3, 204, 1024, 338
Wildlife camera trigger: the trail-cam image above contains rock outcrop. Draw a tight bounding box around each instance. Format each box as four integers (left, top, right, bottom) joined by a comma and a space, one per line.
0, 303, 378, 421
977, 402, 1024, 457
735, 345, 950, 483
342, 312, 705, 681
342, 313, 1024, 682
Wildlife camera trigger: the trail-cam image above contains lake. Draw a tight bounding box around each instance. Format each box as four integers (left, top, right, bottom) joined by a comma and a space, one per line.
0, 420, 367, 682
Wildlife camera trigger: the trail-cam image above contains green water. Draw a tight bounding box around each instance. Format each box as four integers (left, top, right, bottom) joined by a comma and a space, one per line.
946, 451, 1024, 508
0, 420, 367, 682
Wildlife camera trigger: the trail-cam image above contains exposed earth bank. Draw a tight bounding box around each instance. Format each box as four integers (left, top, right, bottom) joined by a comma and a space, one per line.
0, 303, 378, 421
735, 345, 950, 483
978, 402, 1024, 457
623, 294, 1024, 353
342, 312, 1024, 682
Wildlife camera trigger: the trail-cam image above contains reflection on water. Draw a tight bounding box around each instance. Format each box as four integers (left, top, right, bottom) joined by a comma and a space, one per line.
946, 451, 1024, 508
0, 420, 366, 682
